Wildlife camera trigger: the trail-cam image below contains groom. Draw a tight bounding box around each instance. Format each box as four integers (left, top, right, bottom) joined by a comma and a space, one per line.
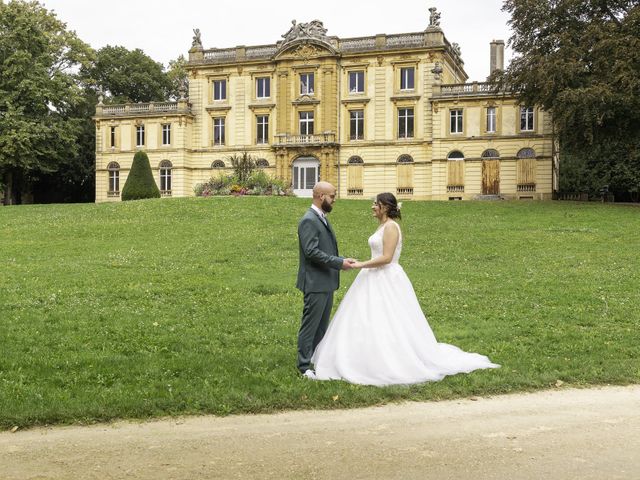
296, 181, 354, 378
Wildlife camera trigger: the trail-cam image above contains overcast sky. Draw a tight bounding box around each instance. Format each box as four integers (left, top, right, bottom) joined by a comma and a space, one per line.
40, 0, 513, 82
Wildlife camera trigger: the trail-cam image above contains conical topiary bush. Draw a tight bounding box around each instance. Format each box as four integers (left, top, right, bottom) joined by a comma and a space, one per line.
121, 150, 161, 201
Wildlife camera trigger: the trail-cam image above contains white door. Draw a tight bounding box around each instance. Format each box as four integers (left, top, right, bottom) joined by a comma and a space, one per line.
292, 157, 320, 197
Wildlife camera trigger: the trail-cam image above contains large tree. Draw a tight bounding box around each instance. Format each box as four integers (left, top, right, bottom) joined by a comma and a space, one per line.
83, 45, 173, 103
500, 0, 640, 199
0, 0, 92, 204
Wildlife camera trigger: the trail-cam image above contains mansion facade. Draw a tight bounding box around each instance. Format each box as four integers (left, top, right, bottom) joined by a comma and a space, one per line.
94, 8, 557, 202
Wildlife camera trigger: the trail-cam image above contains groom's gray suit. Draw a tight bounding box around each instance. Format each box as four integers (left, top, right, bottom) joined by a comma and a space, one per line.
296, 207, 344, 373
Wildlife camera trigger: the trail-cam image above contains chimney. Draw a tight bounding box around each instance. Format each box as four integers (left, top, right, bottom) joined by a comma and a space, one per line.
490, 40, 505, 74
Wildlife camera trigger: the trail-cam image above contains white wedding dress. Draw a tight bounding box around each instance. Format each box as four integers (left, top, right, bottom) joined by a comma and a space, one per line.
312, 221, 500, 386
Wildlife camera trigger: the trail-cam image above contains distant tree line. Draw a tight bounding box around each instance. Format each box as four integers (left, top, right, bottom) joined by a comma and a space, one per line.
0, 0, 186, 205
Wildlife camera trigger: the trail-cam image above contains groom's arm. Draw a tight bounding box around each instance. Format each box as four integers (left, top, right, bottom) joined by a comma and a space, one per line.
298, 218, 344, 270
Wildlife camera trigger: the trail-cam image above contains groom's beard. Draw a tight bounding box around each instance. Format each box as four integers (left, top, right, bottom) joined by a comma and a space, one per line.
322, 199, 333, 213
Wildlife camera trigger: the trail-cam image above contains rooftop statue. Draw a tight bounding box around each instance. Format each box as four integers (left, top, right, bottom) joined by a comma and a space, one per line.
428, 7, 441, 27
282, 19, 329, 44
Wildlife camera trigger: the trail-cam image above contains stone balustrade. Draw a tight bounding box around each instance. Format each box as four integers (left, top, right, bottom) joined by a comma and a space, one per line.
97, 101, 190, 117
274, 132, 336, 146
436, 82, 506, 97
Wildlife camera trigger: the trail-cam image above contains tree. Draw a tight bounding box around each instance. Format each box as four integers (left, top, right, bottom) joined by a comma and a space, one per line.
83, 45, 172, 103
121, 151, 160, 201
499, 0, 640, 199
0, 0, 93, 205
166, 54, 188, 100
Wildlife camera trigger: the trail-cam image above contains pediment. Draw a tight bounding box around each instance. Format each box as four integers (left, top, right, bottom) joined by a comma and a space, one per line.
275, 39, 338, 61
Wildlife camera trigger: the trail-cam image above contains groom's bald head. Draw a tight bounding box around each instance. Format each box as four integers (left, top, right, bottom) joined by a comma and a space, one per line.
312, 181, 337, 213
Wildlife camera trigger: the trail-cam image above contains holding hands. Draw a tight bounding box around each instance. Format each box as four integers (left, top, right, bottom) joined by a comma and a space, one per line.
342, 258, 365, 270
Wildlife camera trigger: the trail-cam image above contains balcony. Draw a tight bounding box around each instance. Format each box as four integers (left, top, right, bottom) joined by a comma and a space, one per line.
433, 82, 508, 98
274, 132, 337, 147
96, 101, 192, 118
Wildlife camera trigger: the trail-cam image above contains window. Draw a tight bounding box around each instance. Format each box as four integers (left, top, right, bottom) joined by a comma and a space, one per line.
481, 149, 500, 158
213, 79, 227, 101
212, 160, 225, 168
162, 124, 171, 146
447, 151, 465, 192
450, 109, 463, 134
256, 158, 269, 168
517, 148, 536, 191
299, 111, 314, 135
398, 108, 414, 138
349, 110, 364, 140
256, 77, 270, 98
159, 160, 172, 194
400, 67, 415, 90
349, 71, 364, 93
347, 156, 364, 195
520, 107, 534, 131
256, 115, 269, 144
486, 107, 496, 133
397, 155, 414, 195
213, 118, 225, 145
110, 126, 116, 148
136, 125, 145, 147
300, 73, 314, 95
107, 162, 120, 194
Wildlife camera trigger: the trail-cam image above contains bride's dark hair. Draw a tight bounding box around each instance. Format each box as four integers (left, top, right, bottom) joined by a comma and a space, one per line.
376, 192, 402, 220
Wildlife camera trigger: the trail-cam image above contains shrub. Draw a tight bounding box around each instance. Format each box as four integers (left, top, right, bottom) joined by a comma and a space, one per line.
229, 151, 256, 184
121, 151, 160, 201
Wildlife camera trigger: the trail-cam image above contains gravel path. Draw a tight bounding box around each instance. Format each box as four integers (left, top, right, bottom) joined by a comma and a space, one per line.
1, 385, 639, 479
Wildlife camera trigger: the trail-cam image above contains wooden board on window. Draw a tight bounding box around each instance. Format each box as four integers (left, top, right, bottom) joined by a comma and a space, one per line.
482, 160, 500, 195
447, 160, 464, 186
397, 164, 414, 189
348, 165, 363, 190
517, 158, 536, 184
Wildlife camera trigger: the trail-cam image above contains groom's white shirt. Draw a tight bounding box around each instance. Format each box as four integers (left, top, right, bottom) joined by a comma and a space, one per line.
311, 204, 327, 224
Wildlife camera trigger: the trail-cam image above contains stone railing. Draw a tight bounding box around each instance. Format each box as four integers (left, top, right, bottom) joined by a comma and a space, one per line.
203, 49, 236, 61
98, 101, 190, 117
436, 82, 505, 97
386, 34, 424, 48
246, 45, 278, 58
274, 132, 336, 146
339, 37, 376, 51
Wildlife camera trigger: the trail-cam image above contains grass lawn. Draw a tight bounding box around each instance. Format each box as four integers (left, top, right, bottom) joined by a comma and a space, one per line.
0, 197, 639, 428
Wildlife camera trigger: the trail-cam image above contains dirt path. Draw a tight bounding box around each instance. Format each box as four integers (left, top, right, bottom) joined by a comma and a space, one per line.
2, 385, 639, 480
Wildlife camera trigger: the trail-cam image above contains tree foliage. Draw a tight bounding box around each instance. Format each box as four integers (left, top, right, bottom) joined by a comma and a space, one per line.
121, 150, 160, 201
82, 45, 173, 103
500, 0, 640, 198
0, 0, 92, 204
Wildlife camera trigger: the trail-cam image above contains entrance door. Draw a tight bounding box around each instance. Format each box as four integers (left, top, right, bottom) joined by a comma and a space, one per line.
292, 157, 320, 197
482, 160, 500, 195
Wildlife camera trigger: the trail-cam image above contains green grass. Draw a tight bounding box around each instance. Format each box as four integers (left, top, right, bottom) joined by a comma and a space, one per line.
1, 197, 639, 428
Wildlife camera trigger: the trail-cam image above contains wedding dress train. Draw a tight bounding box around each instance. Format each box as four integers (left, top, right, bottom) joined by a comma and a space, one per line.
311, 221, 500, 386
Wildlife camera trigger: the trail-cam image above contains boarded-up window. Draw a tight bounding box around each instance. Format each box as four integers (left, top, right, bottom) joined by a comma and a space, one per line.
447, 151, 464, 190
347, 156, 363, 195
397, 155, 414, 191
517, 148, 536, 191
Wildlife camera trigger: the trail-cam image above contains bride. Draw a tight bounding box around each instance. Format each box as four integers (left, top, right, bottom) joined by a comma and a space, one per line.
311, 192, 500, 386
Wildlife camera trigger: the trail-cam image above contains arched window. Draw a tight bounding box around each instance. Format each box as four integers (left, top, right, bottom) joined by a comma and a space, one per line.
159, 160, 172, 194
481, 149, 500, 158
211, 160, 225, 168
396, 155, 414, 195
517, 149, 537, 191
107, 162, 120, 195
256, 158, 269, 168
517, 148, 536, 158
347, 156, 364, 195
446, 152, 464, 192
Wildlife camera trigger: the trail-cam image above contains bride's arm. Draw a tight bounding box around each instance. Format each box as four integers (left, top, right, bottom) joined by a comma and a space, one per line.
354, 224, 399, 269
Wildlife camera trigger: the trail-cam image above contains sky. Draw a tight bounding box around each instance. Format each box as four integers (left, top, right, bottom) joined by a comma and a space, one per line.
40, 0, 513, 82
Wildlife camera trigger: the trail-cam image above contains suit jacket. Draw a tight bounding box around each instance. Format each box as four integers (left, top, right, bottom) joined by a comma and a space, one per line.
296, 208, 344, 293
